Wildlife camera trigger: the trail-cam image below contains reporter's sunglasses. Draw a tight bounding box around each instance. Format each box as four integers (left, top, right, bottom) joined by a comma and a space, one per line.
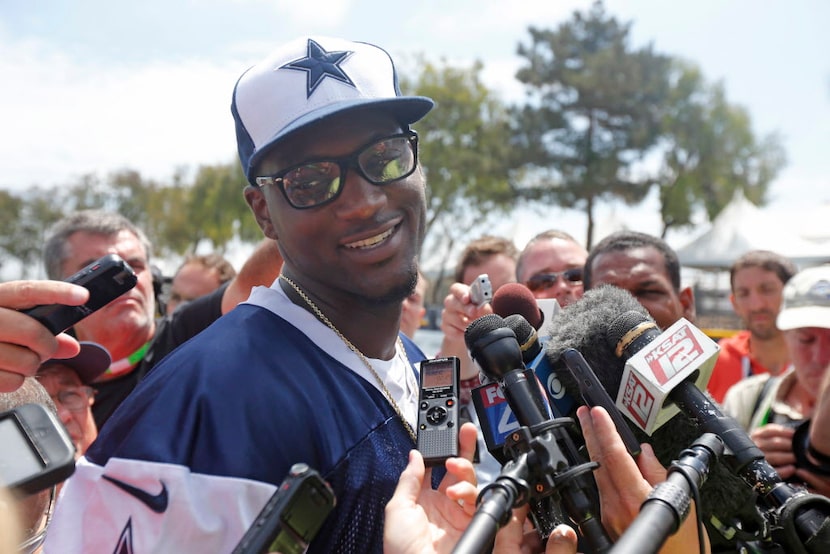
525, 268, 584, 292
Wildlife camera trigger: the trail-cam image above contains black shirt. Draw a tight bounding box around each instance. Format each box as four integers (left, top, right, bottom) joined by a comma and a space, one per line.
91, 283, 227, 429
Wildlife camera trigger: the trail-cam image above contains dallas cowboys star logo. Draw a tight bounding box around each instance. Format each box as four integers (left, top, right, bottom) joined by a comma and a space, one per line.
281, 39, 355, 98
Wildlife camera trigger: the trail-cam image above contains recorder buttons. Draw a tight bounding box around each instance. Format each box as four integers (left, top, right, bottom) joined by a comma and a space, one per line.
425, 406, 447, 425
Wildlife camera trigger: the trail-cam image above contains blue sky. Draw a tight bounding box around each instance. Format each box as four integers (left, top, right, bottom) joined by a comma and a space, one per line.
1, 0, 828, 252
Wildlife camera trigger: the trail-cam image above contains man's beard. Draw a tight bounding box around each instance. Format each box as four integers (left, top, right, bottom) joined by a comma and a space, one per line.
363, 265, 418, 307
747, 312, 779, 340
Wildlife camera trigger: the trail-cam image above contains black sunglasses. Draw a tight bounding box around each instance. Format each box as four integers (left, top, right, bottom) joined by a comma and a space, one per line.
255, 131, 419, 209
525, 268, 584, 292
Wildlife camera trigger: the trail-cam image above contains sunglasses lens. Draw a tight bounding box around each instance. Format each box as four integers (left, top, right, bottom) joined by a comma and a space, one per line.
526, 275, 554, 291
283, 163, 342, 208
358, 135, 416, 184
564, 268, 584, 283
526, 269, 583, 291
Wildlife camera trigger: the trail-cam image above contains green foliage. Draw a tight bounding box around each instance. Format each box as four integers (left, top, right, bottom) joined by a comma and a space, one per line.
0, 160, 260, 277
654, 61, 786, 236
186, 163, 252, 253
0, 187, 64, 276
511, 0, 672, 247
400, 57, 515, 285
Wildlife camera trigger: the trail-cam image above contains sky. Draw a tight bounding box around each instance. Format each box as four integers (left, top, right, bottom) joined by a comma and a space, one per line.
1, 0, 829, 265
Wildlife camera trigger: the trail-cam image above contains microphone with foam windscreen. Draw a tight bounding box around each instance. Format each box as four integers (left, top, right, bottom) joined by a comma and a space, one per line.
492, 286, 575, 418
458, 313, 612, 553
544, 285, 759, 548
545, 285, 830, 552
491, 283, 544, 330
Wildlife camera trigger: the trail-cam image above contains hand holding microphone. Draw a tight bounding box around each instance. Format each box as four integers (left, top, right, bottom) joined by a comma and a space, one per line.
455, 313, 612, 553
546, 285, 830, 553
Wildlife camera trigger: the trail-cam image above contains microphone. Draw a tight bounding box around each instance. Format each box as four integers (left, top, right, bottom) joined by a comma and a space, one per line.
468, 315, 549, 464
610, 433, 724, 554
491, 288, 576, 418
546, 285, 830, 552
492, 283, 543, 330
503, 314, 575, 419
462, 313, 612, 552
608, 312, 718, 435
544, 286, 759, 546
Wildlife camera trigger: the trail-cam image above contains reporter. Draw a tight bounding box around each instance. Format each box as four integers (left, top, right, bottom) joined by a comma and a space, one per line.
0, 280, 87, 392
807, 369, 830, 460
797, 328, 830, 489
723, 264, 830, 494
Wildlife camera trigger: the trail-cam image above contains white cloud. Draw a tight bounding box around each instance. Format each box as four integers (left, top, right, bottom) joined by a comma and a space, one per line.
250, 0, 354, 28
0, 36, 242, 190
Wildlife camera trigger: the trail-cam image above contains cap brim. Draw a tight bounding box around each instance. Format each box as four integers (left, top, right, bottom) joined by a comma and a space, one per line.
41, 342, 111, 384
246, 96, 433, 180
776, 306, 830, 331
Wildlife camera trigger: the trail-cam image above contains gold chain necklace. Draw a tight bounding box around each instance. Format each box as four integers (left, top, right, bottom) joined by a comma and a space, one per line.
279, 274, 417, 443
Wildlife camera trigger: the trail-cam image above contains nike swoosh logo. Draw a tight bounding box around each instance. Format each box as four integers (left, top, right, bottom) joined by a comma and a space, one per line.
102, 475, 169, 513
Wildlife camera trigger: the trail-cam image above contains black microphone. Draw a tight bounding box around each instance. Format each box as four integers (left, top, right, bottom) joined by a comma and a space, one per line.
610, 433, 724, 554
546, 285, 830, 552
469, 314, 548, 465
461, 313, 612, 553
500, 302, 577, 418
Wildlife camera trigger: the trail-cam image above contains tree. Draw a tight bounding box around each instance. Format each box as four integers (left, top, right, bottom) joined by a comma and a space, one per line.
0, 187, 65, 277
511, 1, 672, 248
186, 161, 261, 254
653, 61, 786, 236
400, 57, 515, 300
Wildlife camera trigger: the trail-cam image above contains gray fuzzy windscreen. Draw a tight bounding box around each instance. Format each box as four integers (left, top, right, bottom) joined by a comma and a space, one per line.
544, 285, 764, 547
545, 284, 650, 401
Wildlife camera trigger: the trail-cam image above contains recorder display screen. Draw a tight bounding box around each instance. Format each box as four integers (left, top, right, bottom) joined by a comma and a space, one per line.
0, 417, 44, 486
422, 362, 453, 389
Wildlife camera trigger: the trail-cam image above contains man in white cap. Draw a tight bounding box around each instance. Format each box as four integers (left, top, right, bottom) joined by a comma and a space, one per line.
722, 264, 830, 495
45, 36, 476, 553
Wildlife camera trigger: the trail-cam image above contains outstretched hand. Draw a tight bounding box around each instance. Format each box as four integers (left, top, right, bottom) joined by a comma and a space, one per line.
384, 423, 479, 554
578, 406, 708, 554
0, 280, 87, 392
385, 415, 586, 554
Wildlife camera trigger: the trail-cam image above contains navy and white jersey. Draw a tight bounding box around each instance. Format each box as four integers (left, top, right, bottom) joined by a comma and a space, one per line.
45, 283, 424, 553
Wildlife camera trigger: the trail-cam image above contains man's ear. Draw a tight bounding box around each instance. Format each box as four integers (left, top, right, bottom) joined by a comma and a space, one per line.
680, 286, 696, 322
244, 185, 278, 240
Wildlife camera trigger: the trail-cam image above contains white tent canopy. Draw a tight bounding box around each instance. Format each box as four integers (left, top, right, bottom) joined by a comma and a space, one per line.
676, 190, 830, 269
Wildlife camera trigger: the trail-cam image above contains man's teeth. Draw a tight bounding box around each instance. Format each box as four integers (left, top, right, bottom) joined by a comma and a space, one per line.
346, 227, 394, 249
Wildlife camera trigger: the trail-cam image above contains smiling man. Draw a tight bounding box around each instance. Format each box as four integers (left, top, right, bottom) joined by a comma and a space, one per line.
45, 36, 475, 553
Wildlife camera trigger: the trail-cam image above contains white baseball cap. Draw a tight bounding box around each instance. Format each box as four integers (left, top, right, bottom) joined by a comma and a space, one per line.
231, 36, 434, 185
776, 264, 830, 330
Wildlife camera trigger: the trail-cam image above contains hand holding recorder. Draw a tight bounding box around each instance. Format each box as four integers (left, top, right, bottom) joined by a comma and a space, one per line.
0, 255, 137, 393
0, 280, 88, 392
